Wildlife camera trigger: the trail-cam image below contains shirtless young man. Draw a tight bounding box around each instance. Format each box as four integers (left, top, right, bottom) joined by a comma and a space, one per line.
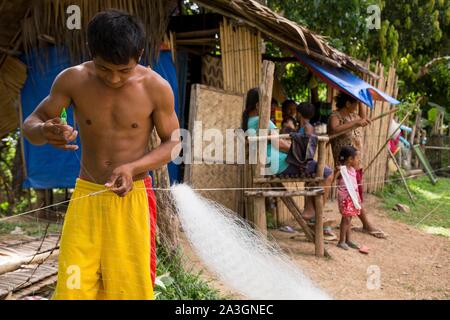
23, 10, 180, 300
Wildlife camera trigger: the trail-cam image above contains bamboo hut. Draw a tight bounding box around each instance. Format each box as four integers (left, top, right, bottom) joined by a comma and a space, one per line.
0, 1, 399, 249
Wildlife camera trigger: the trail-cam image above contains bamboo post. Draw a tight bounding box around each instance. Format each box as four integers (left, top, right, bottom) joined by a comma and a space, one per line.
313, 195, 324, 257
253, 196, 267, 237
256, 60, 275, 176
317, 140, 326, 179
314, 138, 327, 257
219, 22, 227, 89
250, 60, 275, 236
378, 65, 397, 191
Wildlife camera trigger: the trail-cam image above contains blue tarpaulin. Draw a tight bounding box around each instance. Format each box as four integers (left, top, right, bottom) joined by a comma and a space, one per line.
21, 47, 181, 189
294, 52, 400, 108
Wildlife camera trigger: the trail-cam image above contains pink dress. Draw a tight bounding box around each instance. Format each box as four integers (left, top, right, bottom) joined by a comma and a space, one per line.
337, 166, 361, 217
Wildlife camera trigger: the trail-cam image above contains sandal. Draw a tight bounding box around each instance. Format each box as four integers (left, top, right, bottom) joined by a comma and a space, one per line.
353, 227, 388, 239
337, 242, 349, 250
279, 226, 295, 233
346, 241, 360, 250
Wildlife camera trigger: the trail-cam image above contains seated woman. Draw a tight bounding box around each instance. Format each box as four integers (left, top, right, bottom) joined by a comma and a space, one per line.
242, 88, 333, 221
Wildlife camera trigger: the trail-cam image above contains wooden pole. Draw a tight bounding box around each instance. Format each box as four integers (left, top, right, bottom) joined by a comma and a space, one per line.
313, 195, 324, 257
251, 60, 275, 237
388, 148, 415, 204
316, 140, 326, 179
256, 60, 275, 177
365, 110, 413, 172
328, 108, 398, 141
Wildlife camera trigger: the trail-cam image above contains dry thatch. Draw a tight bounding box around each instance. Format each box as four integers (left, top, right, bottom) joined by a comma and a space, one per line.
20, 0, 177, 65
194, 0, 375, 77
0, 56, 27, 138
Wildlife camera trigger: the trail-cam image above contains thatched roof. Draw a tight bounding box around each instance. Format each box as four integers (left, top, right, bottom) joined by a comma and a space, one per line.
194, 0, 374, 77
0, 0, 177, 66
0, 0, 374, 76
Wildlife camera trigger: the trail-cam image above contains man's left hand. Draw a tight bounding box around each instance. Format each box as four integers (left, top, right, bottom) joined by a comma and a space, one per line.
105, 165, 134, 197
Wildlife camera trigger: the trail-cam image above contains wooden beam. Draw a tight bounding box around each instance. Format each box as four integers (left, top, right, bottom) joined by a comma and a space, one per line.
245, 189, 324, 197
248, 134, 329, 142
176, 28, 220, 39
176, 38, 218, 45
253, 177, 324, 184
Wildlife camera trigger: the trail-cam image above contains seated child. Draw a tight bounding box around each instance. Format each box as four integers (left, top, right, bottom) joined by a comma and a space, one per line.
281, 116, 298, 134
297, 102, 315, 135
281, 99, 298, 121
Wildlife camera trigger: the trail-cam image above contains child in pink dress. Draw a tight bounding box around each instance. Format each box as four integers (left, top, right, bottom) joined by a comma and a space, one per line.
336, 146, 361, 250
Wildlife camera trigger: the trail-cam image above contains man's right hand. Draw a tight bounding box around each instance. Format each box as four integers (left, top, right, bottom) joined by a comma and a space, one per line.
41, 118, 79, 150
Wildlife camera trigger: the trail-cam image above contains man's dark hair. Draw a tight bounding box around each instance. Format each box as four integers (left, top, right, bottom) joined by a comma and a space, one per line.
87, 9, 145, 65
335, 92, 357, 109
297, 102, 315, 120
271, 98, 279, 106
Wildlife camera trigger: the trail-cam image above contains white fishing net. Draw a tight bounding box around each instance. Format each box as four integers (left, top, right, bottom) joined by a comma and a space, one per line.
170, 184, 331, 300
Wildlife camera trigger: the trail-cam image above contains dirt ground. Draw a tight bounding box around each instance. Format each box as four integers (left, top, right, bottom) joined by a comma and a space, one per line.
180, 194, 450, 300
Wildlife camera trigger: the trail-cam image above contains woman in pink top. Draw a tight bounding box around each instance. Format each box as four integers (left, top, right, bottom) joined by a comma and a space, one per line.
336, 146, 361, 250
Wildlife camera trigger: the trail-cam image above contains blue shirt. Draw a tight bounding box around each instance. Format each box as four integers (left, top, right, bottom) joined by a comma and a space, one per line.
247, 116, 289, 175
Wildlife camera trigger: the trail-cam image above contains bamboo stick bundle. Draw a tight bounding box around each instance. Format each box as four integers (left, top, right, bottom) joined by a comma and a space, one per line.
378, 65, 398, 190
367, 62, 383, 192
238, 26, 244, 93
222, 19, 230, 91
244, 28, 251, 92
378, 64, 395, 190
220, 22, 227, 90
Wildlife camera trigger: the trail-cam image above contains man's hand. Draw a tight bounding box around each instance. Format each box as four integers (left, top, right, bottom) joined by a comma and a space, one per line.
105, 165, 134, 197
41, 118, 79, 150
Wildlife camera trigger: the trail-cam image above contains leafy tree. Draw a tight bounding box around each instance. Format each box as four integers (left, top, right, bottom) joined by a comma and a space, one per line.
266, 0, 450, 114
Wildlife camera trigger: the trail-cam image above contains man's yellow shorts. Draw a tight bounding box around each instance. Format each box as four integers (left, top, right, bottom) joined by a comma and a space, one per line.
52, 177, 157, 300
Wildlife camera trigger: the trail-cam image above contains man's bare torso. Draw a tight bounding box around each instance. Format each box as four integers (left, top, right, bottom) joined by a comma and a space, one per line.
68, 62, 157, 183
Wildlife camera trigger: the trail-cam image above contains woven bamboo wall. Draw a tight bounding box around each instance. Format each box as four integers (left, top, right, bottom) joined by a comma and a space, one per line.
0, 56, 26, 138
201, 55, 224, 89
184, 84, 244, 212
220, 17, 262, 94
